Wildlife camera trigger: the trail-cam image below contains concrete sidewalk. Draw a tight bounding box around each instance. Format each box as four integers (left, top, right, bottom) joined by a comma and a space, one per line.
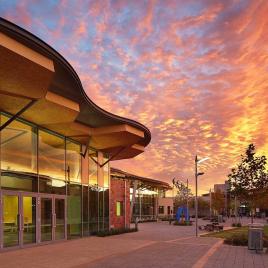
0, 222, 267, 268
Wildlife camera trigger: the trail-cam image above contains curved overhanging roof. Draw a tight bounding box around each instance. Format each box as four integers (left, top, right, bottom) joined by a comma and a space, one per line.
110, 167, 171, 190
0, 17, 151, 160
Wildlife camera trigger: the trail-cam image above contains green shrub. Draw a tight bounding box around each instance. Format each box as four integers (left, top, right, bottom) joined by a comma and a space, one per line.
160, 217, 175, 221
224, 233, 248, 246
173, 221, 192, 226
94, 227, 138, 237
232, 223, 242, 227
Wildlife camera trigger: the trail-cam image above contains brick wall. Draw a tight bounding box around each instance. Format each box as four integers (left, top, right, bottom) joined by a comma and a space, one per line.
110, 178, 131, 229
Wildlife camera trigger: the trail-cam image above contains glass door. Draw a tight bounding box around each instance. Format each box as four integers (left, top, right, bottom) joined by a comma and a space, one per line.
1, 191, 37, 248
22, 195, 37, 245
40, 197, 53, 242
2, 193, 20, 248
54, 198, 65, 240
40, 195, 66, 243
1, 192, 66, 248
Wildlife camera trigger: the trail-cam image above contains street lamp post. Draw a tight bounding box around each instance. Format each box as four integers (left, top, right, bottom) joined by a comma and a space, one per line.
195, 155, 209, 237
209, 188, 212, 220
186, 178, 189, 221
195, 156, 198, 237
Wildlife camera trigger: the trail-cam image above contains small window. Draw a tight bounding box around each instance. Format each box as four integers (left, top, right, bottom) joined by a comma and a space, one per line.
116, 201, 123, 216
167, 206, 171, 215
158, 206, 164, 214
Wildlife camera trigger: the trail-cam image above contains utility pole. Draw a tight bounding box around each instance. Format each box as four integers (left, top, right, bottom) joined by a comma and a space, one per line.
186, 179, 189, 221
209, 188, 212, 220
195, 155, 198, 237
194, 155, 207, 237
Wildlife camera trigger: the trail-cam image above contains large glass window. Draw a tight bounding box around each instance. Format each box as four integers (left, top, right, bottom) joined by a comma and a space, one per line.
1, 114, 38, 191
88, 185, 98, 233
66, 140, 81, 183
103, 159, 109, 188
104, 188, 109, 230
98, 187, 109, 231
39, 177, 66, 195
67, 183, 82, 239
98, 188, 104, 230
88, 150, 97, 186
82, 185, 89, 236
38, 130, 65, 181
132, 186, 157, 221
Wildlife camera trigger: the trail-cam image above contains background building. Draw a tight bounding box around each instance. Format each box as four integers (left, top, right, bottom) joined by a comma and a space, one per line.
158, 189, 175, 219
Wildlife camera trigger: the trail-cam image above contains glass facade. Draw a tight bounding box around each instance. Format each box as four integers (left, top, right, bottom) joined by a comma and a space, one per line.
132, 186, 157, 221
0, 114, 38, 192
39, 130, 65, 181
67, 183, 82, 239
88, 185, 99, 232
66, 140, 81, 183
103, 158, 109, 188
0, 112, 110, 249
88, 150, 97, 186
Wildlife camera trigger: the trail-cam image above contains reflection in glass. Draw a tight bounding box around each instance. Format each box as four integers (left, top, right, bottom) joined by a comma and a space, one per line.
1, 172, 38, 192
89, 151, 97, 185
89, 186, 98, 233
66, 140, 81, 183
67, 184, 81, 239
55, 199, 65, 240
3, 195, 19, 247
132, 187, 157, 221
39, 177, 66, 195
82, 186, 89, 236
41, 198, 52, 242
1, 114, 37, 191
103, 159, 109, 188
23, 196, 36, 244
39, 130, 65, 181
98, 188, 104, 231
104, 188, 109, 230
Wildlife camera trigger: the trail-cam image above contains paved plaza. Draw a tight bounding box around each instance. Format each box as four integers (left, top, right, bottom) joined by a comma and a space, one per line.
0, 221, 267, 268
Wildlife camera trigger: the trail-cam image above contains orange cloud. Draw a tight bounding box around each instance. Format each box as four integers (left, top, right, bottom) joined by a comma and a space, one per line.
2, 0, 268, 194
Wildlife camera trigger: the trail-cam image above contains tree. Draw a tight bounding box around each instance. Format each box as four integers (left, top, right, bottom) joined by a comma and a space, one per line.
228, 144, 268, 222
188, 198, 209, 217
211, 189, 225, 215
172, 178, 192, 210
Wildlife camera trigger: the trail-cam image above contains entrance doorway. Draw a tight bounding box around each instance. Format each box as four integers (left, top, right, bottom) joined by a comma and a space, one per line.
40, 195, 66, 242
1, 191, 66, 249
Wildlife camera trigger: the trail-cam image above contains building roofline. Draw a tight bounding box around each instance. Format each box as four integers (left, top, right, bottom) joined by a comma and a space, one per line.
110, 167, 171, 189
0, 17, 151, 147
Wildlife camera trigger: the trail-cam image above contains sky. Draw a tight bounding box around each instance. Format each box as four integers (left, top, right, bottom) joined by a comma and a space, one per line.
1, 0, 268, 193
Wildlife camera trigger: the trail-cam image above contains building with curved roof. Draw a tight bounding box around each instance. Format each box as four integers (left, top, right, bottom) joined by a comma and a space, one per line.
0, 18, 151, 250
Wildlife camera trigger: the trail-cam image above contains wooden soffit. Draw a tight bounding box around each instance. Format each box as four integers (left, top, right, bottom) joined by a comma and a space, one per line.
103, 144, 145, 160
22, 91, 80, 128
0, 32, 54, 100
88, 124, 144, 150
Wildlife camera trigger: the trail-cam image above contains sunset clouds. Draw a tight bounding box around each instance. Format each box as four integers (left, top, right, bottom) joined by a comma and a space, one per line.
1, 0, 268, 193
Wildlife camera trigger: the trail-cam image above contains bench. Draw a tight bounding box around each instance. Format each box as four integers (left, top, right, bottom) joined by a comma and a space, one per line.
214, 225, 224, 232
199, 224, 224, 232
